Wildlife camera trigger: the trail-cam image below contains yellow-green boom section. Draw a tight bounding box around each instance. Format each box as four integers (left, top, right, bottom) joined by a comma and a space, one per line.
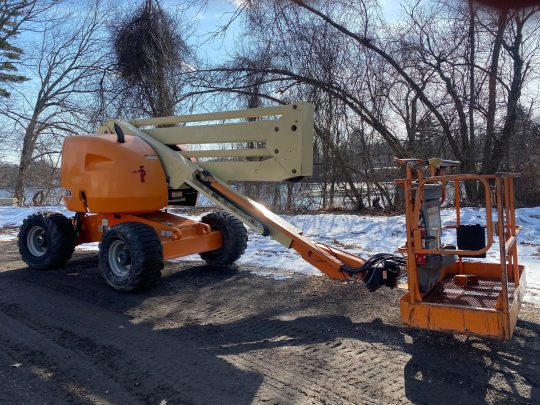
97, 102, 314, 185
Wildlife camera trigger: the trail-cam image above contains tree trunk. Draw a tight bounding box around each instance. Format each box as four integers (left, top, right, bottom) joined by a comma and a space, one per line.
321, 144, 328, 209
272, 183, 281, 210
14, 116, 38, 204
487, 16, 525, 173
481, 10, 507, 174
286, 182, 293, 211
466, 2, 479, 200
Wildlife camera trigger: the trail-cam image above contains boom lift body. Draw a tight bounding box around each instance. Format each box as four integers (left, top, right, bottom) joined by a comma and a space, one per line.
17, 102, 526, 339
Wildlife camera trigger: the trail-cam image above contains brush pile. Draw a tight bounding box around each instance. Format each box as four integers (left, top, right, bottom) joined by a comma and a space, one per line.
112, 0, 181, 85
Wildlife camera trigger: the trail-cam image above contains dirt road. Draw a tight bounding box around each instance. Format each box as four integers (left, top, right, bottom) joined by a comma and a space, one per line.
0, 239, 539, 404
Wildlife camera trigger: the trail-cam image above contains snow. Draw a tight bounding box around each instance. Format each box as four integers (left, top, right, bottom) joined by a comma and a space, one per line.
0, 206, 73, 227
1, 206, 538, 306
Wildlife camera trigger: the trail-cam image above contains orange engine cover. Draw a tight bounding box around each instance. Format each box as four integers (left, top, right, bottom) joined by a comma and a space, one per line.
61, 134, 168, 214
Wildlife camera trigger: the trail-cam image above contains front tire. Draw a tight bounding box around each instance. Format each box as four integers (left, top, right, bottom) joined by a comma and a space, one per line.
199, 211, 248, 266
18, 212, 76, 270
99, 222, 163, 291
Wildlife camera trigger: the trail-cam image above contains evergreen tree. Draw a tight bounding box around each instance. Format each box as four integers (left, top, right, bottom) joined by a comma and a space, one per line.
0, 1, 33, 98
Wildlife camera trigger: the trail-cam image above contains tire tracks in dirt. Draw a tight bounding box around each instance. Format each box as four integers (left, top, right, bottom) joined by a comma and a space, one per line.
1, 240, 539, 404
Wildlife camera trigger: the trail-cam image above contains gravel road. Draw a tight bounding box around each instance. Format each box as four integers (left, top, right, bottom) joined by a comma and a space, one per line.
0, 239, 539, 404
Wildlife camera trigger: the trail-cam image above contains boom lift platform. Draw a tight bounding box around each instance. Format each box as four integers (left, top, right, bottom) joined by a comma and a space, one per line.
17, 102, 526, 340
395, 159, 526, 339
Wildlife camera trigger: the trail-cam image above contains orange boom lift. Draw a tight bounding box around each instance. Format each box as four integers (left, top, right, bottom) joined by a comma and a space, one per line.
17, 103, 526, 339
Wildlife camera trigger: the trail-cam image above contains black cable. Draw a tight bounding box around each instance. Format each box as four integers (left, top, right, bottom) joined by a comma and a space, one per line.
342, 253, 406, 292
312, 242, 406, 292
342, 253, 405, 274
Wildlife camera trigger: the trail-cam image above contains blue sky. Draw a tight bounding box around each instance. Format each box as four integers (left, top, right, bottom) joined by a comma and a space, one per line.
157, 0, 248, 64
158, 0, 403, 64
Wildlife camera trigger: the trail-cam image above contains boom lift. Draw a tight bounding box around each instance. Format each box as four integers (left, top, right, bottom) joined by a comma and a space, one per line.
17, 102, 526, 339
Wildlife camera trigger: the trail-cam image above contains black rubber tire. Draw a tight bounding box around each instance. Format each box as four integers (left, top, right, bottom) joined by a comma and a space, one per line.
18, 212, 76, 270
98, 222, 163, 292
199, 211, 248, 266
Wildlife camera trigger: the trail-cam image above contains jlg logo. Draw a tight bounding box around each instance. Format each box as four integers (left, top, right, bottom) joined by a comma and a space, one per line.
132, 165, 146, 183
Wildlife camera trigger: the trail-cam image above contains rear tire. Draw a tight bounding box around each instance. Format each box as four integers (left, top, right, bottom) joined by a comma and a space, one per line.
199, 211, 248, 266
18, 212, 76, 270
99, 222, 163, 291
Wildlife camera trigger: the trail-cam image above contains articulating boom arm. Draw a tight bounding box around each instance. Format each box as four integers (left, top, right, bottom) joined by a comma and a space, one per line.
97, 103, 369, 281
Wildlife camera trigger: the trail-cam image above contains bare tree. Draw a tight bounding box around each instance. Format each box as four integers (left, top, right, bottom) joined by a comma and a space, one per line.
1, 0, 108, 203
197, 0, 540, 208
485, 7, 540, 173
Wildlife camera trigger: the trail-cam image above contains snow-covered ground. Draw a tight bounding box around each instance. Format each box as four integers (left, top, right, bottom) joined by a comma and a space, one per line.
1, 206, 538, 306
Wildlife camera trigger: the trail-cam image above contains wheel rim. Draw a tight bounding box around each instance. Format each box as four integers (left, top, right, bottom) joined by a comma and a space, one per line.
27, 226, 48, 257
108, 239, 132, 278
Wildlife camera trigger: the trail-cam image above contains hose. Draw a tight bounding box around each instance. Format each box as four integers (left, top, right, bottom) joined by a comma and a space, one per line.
342, 253, 406, 292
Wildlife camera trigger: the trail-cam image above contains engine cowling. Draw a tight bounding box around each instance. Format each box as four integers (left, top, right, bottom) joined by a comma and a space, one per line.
61, 134, 168, 214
